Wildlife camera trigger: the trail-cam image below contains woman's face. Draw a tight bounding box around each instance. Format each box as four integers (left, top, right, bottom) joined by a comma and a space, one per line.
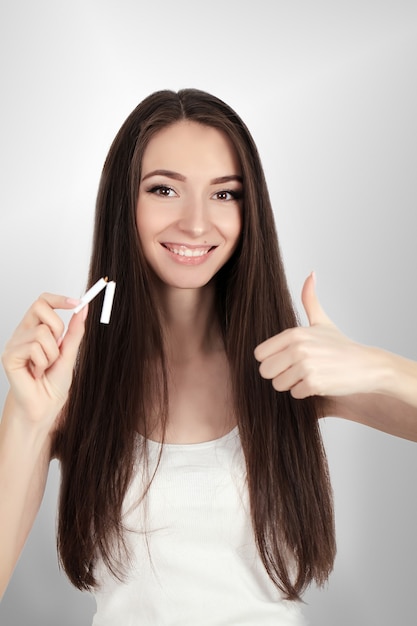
136, 120, 242, 290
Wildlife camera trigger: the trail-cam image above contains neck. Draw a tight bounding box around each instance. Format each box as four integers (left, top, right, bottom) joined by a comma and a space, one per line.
156, 282, 223, 361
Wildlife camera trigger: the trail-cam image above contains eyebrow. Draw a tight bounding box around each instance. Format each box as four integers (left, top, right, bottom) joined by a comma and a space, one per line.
141, 169, 243, 185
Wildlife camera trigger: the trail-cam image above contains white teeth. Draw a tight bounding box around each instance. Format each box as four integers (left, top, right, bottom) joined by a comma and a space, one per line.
167, 245, 210, 258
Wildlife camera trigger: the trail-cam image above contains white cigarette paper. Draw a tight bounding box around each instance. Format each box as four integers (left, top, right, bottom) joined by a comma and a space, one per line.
73, 277, 108, 313
100, 281, 116, 324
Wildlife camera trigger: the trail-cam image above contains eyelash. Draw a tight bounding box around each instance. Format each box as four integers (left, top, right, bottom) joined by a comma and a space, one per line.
146, 185, 242, 201
147, 185, 176, 197
213, 190, 242, 201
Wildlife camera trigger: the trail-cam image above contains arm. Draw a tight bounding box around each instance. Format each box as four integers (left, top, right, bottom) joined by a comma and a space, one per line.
0, 397, 53, 598
254, 273, 417, 441
324, 345, 417, 441
0, 294, 86, 599
325, 392, 417, 442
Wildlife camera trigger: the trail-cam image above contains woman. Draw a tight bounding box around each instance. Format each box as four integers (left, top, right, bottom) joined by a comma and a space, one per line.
1, 89, 416, 624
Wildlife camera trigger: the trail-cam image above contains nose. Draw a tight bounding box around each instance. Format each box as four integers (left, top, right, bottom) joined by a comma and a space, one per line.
177, 194, 211, 238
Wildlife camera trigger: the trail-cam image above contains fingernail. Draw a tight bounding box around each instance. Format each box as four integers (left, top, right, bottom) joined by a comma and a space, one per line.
311, 270, 316, 285
66, 297, 81, 307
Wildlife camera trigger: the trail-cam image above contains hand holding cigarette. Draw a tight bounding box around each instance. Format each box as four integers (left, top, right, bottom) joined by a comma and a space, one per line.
1, 293, 87, 425
0, 277, 116, 429
73, 277, 116, 324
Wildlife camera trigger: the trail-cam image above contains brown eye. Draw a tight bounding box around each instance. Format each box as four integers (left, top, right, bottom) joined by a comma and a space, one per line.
213, 190, 242, 201
148, 185, 176, 197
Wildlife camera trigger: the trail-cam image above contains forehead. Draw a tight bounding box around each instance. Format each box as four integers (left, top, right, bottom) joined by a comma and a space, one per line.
141, 120, 241, 176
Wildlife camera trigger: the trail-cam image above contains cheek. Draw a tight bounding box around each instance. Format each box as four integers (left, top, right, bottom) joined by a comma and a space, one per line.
223, 208, 242, 245
135, 219, 147, 250
135, 205, 162, 243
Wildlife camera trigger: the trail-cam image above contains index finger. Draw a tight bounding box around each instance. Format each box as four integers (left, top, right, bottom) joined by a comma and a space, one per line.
18, 293, 81, 340
38, 292, 81, 310
254, 328, 295, 362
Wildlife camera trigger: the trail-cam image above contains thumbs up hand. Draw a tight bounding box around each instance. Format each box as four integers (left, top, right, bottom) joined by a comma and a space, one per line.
254, 273, 380, 399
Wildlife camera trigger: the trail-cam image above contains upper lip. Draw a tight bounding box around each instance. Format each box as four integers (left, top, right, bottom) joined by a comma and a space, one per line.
161, 242, 216, 250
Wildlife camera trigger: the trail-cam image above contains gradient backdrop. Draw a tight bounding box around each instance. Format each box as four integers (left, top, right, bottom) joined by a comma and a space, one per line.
0, 1, 416, 624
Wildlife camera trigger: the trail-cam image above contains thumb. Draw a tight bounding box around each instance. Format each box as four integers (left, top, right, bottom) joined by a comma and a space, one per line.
44, 306, 88, 400
301, 272, 333, 327
59, 305, 88, 366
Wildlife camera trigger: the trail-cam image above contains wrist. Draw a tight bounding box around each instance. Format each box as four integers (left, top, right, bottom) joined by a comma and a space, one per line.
372, 348, 417, 407
1, 393, 55, 448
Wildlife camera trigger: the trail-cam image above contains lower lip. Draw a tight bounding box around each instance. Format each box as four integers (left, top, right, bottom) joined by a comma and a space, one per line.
162, 245, 216, 266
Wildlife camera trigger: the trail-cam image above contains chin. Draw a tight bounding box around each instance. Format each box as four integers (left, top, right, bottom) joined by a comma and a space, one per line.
154, 271, 219, 291
162, 278, 215, 291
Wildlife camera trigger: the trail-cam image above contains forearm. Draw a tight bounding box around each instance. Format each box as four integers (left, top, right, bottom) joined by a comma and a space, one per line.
0, 394, 52, 599
377, 349, 417, 410
325, 393, 417, 442
324, 349, 417, 442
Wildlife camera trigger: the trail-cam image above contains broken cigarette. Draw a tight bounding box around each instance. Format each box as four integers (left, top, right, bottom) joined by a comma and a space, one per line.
72, 276, 116, 325
100, 280, 116, 324
73, 277, 109, 313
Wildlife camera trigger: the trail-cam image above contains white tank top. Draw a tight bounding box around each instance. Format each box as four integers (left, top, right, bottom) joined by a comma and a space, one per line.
92, 427, 306, 625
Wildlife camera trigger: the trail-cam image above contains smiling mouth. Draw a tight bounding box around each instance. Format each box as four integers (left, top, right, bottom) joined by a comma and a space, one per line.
162, 243, 216, 258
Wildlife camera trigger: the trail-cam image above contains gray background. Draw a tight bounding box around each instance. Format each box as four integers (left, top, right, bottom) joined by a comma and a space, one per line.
1, 1, 416, 624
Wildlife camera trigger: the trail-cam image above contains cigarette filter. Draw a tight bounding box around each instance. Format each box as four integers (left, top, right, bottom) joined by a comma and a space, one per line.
73, 277, 108, 313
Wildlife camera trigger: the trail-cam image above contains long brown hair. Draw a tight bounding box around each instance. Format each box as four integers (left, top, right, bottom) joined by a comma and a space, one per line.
54, 89, 335, 600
